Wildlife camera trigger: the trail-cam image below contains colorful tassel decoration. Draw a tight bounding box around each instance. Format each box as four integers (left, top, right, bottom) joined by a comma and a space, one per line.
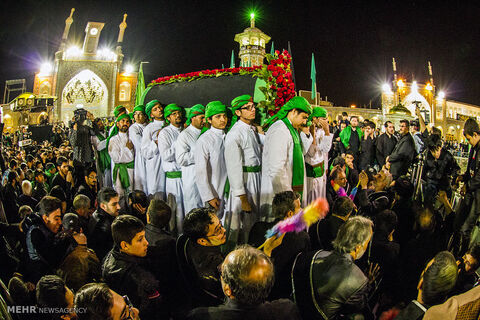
265, 197, 329, 239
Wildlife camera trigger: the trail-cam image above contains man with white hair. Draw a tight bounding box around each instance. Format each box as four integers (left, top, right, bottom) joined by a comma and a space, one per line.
18, 180, 38, 209
293, 216, 379, 320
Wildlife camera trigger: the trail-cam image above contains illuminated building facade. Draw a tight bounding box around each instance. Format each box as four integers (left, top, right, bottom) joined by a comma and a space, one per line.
32, 8, 137, 123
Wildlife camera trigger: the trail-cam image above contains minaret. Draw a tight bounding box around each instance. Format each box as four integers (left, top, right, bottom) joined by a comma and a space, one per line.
234, 13, 271, 67
59, 8, 75, 51
116, 14, 128, 55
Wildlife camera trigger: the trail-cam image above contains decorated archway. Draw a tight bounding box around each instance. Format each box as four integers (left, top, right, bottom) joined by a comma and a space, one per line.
61, 70, 108, 122
402, 90, 431, 122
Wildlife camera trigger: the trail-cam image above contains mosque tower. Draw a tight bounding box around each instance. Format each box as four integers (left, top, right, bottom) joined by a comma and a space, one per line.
234, 13, 271, 67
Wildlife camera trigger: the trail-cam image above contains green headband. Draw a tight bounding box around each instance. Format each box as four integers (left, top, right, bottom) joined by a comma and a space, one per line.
145, 100, 161, 118
231, 94, 253, 111
164, 103, 182, 124
264, 96, 312, 128
116, 113, 131, 123
133, 105, 146, 114
114, 105, 126, 118
187, 104, 205, 125
205, 101, 227, 119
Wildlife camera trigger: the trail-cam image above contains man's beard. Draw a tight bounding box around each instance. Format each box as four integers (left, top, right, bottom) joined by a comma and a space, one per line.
120, 126, 129, 132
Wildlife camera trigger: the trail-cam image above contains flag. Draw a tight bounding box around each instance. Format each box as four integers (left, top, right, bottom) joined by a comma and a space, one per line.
311, 53, 316, 101
288, 41, 297, 91
270, 41, 275, 55
230, 50, 235, 68
135, 63, 145, 106
222, 64, 225, 69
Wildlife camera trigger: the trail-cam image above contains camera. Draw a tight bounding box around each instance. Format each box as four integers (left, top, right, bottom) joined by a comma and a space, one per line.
73, 108, 88, 124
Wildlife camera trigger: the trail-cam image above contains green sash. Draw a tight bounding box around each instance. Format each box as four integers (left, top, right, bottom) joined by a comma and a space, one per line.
306, 162, 325, 178
243, 165, 262, 173
113, 161, 134, 189
282, 118, 304, 192
166, 171, 182, 179
96, 133, 111, 174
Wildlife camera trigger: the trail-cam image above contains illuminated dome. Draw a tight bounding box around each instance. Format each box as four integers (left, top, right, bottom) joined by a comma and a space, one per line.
389, 104, 412, 116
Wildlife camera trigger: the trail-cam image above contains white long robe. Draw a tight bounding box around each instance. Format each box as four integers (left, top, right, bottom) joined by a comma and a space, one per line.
260, 119, 313, 220
158, 124, 184, 234
224, 120, 264, 246
175, 125, 203, 214
91, 133, 112, 188
301, 128, 333, 206
129, 122, 147, 192
194, 127, 227, 218
108, 131, 134, 208
140, 120, 165, 197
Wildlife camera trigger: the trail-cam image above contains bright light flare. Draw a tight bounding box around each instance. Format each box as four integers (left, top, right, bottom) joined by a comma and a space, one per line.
425, 83, 433, 91
39, 62, 52, 75
411, 81, 418, 92
397, 79, 405, 87
250, 12, 255, 19
124, 64, 134, 74
438, 91, 445, 99
350, 104, 356, 108
382, 83, 392, 93
66, 46, 81, 57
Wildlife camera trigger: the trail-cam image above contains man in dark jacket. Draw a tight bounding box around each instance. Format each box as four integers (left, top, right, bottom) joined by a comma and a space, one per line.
456, 119, 480, 254
75, 166, 97, 210
310, 196, 354, 251
24, 196, 79, 283
423, 134, 460, 207
248, 191, 310, 300
293, 216, 377, 320
32, 169, 48, 202
103, 215, 165, 320
386, 119, 416, 179
395, 251, 458, 320
187, 246, 301, 320
376, 121, 397, 168
88, 187, 121, 261
144, 199, 177, 306
183, 208, 227, 305
50, 156, 74, 205
339, 116, 363, 162
359, 121, 376, 170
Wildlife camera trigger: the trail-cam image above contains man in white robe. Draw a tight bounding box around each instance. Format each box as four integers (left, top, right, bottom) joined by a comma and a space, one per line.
140, 100, 165, 197
157, 103, 185, 234
129, 105, 148, 192
224, 95, 264, 247
175, 104, 205, 214
260, 96, 313, 220
195, 101, 228, 218
108, 114, 135, 209
91, 118, 112, 188
301, 107, 333, 205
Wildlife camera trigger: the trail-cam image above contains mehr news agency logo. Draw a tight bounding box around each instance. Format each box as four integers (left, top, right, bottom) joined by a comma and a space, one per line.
8, 305, 86, 314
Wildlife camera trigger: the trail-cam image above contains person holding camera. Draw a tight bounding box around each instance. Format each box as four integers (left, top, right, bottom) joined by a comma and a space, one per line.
69, 108, 95, 188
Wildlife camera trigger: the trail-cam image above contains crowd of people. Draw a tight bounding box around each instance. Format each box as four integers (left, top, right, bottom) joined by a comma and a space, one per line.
0, 94, 480, 320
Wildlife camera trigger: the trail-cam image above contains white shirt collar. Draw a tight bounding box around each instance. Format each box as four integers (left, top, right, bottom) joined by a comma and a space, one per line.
210, 127, 224, 135
189, 125, 202, 133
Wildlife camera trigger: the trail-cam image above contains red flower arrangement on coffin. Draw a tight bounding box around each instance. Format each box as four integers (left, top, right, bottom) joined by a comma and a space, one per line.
150, 66, 262, 85
256, 49, 296, 113
148, 49, 295, 116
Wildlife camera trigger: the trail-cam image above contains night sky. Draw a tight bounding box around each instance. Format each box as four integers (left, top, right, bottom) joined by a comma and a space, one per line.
1, 0, 479, 107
